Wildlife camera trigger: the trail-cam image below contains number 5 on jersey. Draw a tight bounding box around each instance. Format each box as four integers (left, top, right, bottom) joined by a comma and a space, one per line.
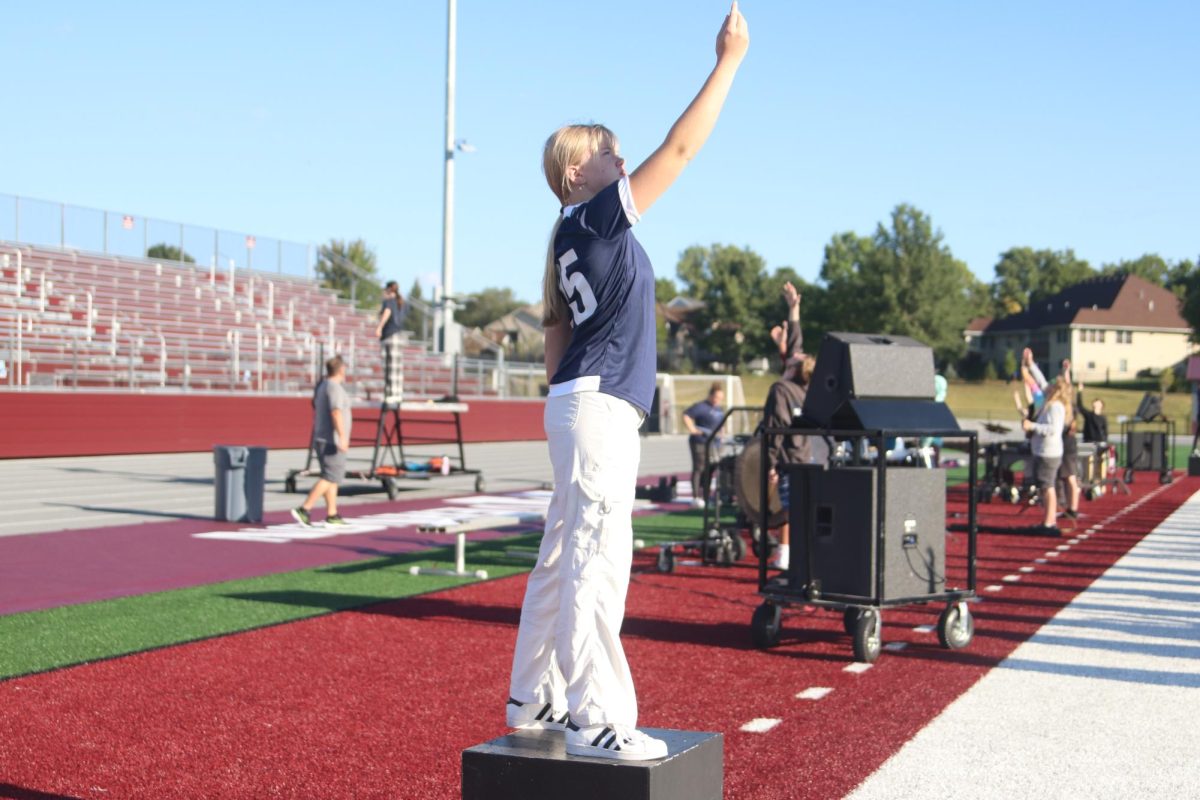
557, 249, 597, 325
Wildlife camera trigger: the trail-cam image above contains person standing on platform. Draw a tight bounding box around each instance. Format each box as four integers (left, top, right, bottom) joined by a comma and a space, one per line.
683, 382, 726, 508
375, 281, 407, 406
292, 356, 351, 528
506, 3, 749, 763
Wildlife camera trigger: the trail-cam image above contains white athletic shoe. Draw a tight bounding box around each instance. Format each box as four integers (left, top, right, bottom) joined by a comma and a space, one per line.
690, 498, 705, 509
565, 722, 668, 761
506, 697, 569, 731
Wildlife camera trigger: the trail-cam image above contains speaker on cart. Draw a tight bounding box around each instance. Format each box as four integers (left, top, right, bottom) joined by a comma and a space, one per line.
1127, 431, 1166, 471
786, 465, 946, 601
803, 333, 956, 430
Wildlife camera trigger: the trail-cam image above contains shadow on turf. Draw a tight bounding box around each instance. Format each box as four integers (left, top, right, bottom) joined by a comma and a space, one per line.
0, 785, 82, 800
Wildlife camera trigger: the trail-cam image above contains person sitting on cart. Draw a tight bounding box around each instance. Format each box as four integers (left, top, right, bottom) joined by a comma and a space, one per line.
682, 381, 726, 508
763, 353, 815, 571
292, 356, 352, 528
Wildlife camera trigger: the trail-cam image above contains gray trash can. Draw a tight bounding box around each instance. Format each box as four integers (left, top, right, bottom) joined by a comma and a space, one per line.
214, 445, 269, 522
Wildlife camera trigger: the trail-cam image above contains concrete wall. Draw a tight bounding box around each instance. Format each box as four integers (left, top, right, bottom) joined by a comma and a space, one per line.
0, 392, 546, 458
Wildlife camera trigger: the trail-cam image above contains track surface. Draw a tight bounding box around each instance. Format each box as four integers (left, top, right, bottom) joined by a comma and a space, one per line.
0, 473, 1192, 798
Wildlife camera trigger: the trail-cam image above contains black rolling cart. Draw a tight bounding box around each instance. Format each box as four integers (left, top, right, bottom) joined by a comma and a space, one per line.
750, 425, 979, 663
285, 400, 485, 499
1120, 393, 1175, 485
747, 331, 978, 663
655, 405, 761, 573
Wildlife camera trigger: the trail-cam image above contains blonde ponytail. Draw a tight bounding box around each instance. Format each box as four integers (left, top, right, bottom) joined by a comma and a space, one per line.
542, 213, 569, 326
538, 123, 619, 327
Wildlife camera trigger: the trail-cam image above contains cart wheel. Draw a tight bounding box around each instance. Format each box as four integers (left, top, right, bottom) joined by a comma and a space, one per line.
852, 608, 882, 663
384, 478, 399, 500
656, 547, 675, 574
284, 477, 296, 494
750, 527, 777, 559
1085, 486, 1099, 501
751, 602, 782, 649
1159, 471, 1173, 485
475, 475, 487, 493
729, 529, 747, 563
1123, 468, 1134, 484
937, 603, 975, 650
842, 606, 861, 636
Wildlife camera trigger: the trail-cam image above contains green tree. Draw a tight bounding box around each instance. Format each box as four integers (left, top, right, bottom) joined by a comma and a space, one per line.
818, 205, 988, 365
991, 247, 1093, 315
315, 238, 380, 310
1179, 258, 1200, 344
455, 286, 525, 329
676, 244, 775, 370
1101, 254, 1196, 299
655, 276, 678, 304
402, 279, 426, 338
146, 243, 194, 263
1002, 349, 1018, 380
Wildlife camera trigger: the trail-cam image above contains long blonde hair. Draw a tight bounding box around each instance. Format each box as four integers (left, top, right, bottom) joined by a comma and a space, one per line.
540, 124, 619, 326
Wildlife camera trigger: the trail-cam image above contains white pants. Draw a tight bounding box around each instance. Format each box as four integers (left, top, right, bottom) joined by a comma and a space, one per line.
509, 391, 642, 728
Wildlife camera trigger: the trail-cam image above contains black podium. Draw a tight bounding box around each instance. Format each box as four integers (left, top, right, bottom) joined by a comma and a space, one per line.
462, 728, 722, 800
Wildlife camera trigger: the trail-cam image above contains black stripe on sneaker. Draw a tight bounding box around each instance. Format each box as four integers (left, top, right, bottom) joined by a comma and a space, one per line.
566, 720, 580, 732
592, 728, 614, 748
507, 697, 522, 708
534, 704, 551, 721
603, 733, 618, 749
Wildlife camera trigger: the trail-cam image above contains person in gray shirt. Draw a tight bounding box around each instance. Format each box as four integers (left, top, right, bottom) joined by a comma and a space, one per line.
292, 356, 352, 527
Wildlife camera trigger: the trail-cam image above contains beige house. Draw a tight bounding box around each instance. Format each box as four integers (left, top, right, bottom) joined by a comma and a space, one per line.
964, 274, 1194, 382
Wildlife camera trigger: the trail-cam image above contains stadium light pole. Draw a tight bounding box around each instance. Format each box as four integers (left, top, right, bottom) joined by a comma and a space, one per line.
438, 0, 461, 358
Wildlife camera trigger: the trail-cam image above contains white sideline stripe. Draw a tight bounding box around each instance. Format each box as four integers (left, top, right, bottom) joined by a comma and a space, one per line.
844, 662, 873, 674
740, 718, 781, 733
847, 483, 1196, 799
1019, 566, 1035, 573
1002, 574, 1021, 582
1045, 551, 1061, 558
1056, 544, 1071, 551
884, 642, 908, 652
1034, 558, 1048, 564
985, 585, 1003, 592
913, 625, 935, 634
796, 687, 833, 701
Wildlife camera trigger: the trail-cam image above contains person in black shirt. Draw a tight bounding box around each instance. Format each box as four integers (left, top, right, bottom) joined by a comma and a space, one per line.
764, 353, 815, 570
1076, 382, 1108, 443
375, 281, 407, 405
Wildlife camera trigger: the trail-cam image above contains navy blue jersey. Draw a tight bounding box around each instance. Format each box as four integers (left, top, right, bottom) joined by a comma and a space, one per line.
549, 176, 657, 414
684, 399, 724, 443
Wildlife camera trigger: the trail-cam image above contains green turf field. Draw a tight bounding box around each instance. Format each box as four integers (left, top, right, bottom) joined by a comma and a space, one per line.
0, 512, 710, 681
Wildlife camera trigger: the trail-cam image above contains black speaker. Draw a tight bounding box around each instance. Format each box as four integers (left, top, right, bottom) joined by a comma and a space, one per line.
786, 465, 946, 601
1133, 393, 1163, 422
803, 333, 937, 428
1127, 431, 1166, 471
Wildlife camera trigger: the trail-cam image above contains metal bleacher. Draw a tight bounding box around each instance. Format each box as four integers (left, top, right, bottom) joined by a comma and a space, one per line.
0, 243, 492, 399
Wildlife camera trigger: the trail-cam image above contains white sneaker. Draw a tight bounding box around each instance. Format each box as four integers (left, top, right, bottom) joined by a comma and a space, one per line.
565, 722, 668, 761
506, 697, 569, 731
771, 544, 790, 571
690, 498, 705, 509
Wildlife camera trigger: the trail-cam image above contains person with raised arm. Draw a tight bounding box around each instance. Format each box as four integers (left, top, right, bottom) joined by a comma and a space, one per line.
506, 3, 749, 762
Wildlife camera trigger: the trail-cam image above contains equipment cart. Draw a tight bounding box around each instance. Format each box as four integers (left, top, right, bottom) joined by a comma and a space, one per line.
655, 405, 761, 574
750, 423, 979, 663
1120, 418, 1175, 485
285, 400, 485, 499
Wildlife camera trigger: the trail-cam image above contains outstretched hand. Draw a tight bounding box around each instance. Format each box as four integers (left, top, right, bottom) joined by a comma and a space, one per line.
782, 281, 801, 309
716, 0, 750, 64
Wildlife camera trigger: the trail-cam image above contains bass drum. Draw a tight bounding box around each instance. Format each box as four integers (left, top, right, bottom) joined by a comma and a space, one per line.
734, 438, 787, 529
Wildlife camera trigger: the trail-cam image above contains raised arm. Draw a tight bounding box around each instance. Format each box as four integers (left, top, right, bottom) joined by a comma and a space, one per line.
629, 1, 749, 215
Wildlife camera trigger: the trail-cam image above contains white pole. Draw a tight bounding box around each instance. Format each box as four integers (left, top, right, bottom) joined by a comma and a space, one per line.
256, 323, 264, 393
15, 312, 22, 387
15, 249, 22, 298
86, 291, 93, 342
159, 333, 166, 387
267, 281, 274, 322
38, 271, 46, 313
288, 299, 295, 334
228, 258, 236, 299
439, 0, 459, 356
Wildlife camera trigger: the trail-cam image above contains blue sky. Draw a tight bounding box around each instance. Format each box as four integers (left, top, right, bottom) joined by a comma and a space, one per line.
2, 1, 1197, 303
